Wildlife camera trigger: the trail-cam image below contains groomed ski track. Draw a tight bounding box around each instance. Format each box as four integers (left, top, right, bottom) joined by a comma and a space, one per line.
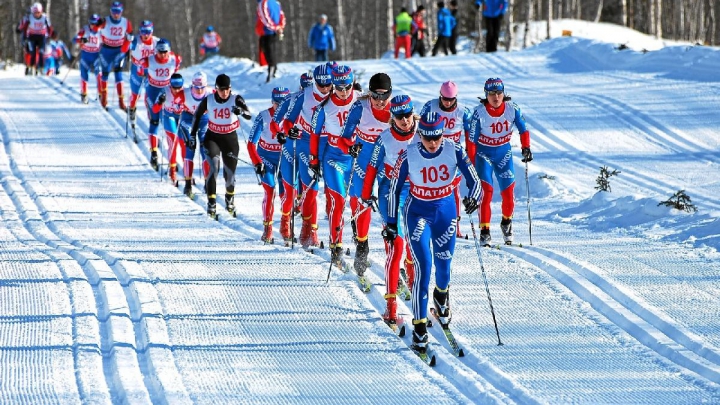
2, 36, 720, 403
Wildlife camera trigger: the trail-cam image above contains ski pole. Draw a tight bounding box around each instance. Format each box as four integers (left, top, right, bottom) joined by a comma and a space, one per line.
524, 159, 532, 246
60, 54, 78, 85
158, 133, 163, 181
125, 98, 130, 138
468, 213, 503, 346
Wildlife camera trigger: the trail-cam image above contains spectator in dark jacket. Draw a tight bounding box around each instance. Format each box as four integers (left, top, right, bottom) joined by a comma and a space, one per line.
432, 1, 456, 56
308, 14, 336, 62
449, 0, 459, 54
476, 0, 508, 52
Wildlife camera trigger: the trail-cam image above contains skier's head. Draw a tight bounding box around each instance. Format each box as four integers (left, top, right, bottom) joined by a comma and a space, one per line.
368, 73, 392, 107
139, 20, 154, 37
418, 112, 445, 153
31, 2, 42, 15
170, 73, 184, 93
484, 77, 505, 107
439, 81, 458, 110
155, 39, 170, 61
332, 65, 354, 99
272, 87, 291, 106
110, 1, 123, 17
313, 64, 333, 94
390, 95, 415, 131
215, 74, 231, 89
207, 25, 214, 33
89, 14, 101, 27
299, 72, 313, 89
191, 72, 207, 97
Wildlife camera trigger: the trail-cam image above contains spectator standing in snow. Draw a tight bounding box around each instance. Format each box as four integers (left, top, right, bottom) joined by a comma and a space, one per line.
411, 5, 427, 57
476, 0, 508, 52
449, 0, 459, 54
256, 0, 286, 82
431, 1, 456, 56
393, 7, 416, 59
307, 14, 336, 62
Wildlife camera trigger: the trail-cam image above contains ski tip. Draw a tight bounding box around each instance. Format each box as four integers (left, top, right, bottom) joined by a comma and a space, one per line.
429, 354, 437, 367
458, 349, 465, 357
398, 324, 406, 338
345, 248, 351, 256
320, 241, 325, 249
465, 235, 469, 239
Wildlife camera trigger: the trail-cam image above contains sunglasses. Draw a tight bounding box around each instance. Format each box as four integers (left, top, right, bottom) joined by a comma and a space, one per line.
317, 83, 332, 89
440, 96, 456, 102
335, 84, 353, 92
487, 90, 503, 96
216, 86, 230, 91
393, 111, 413, 120
370, 90, 391, 101
157, 50, 168, 54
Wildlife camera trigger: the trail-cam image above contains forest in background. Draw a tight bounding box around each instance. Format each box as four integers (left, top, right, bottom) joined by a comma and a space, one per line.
0, 0, 716, 67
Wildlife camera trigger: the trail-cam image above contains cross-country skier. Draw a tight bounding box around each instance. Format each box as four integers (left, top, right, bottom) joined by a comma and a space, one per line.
361, 94, 418, 326
247, 87, 291, 243
97, 1, 133, 110
180, 71, 212, 199
387, 111, 481, 355
17, 3, 52, 75
273, 64, 333, 248
467, 78, 532, 245
137, 38, 181, 171
419, 81, 473, 238
340, 72, 392, 276
309, 65, 361, 265
200, 26, 222, 59
74, 14, 103, 103
49, 32, 72, 75
189, 74, 252, 219
128, 20, 159, 125
151, 73, 186, 185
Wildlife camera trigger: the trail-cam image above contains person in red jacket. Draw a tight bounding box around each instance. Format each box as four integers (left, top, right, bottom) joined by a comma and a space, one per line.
255, 0, 286, 83
411, 5, 427, 57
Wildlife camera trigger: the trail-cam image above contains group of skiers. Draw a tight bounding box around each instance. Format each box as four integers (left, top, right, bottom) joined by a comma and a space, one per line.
15, 2, 72, 76
230, 62, 533, 355
39, 2, 532, 358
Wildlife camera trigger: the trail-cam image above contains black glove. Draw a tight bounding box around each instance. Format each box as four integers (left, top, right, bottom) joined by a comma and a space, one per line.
521, 147, 533, 163
276, 132, 287, 145
81, 37, 89, 43
99, 17, 106, 25
462, 197, 478, 215
308, 159, 321, 178
348, 143, 363, 158
231, 105, 252, 120
288, 126, 300, 140
254, 163, 265, 176
382, 223, 398, 243
362, 195, 378, 212
158, 93, 166, 104
150, 118, 159, 126
187, 133, 197, 150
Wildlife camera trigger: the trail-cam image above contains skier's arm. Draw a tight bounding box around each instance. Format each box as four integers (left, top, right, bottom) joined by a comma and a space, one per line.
270, 96, 291, 135
461, 106, 473, 145
74, 29, 86, 44
512, 102, 530, 148
309, 106, 326, 159
466, 109, 479, 165
281, 92, 304, 134
419, 101, 431, 117
387, 152, 409, 224
361, 137, 385, 200
151, 89, 166, 114
340, 100, 363, 139
329, 26, 336, 51
246, 114, 264, 165
190, 97, 209, 137
121, 20, 133, 54
455, 143, 482, 203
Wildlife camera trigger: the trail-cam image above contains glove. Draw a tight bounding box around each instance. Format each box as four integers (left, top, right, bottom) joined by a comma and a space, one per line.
276, 132, 287, 145
521, 147, 533, 163
158, 93, 166, 104
288, 126, 300, 140
150, 118, 159, 126
382, 223, 398, 243
362, 195, 378, 212
254, 163, 265, 176
348, 143, 363, 158
81, 37, 89, 43
231, 106, 252, 120
308, 155, 321, 178
462, 197, 478, 215
187, 133, 197, 150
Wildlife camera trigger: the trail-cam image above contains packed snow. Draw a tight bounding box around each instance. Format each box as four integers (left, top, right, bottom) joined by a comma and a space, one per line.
0, 20, 719, 404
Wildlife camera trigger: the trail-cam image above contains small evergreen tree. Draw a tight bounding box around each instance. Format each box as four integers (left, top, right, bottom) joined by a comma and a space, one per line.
595, 166, 621, 192
658, 190, 697, 213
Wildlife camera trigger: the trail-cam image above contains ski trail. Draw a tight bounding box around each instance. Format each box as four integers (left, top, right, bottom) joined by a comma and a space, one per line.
504, 245, 720, 384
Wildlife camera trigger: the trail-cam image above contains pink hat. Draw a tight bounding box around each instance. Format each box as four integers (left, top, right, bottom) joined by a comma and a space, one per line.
440, 81, 458, 98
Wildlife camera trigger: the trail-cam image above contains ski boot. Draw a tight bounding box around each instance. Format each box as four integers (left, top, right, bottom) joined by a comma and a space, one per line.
299, 220, 312, 248
261, 222, 274, 244
480, 227, 491, 247
500, 218, 513, 245
150, 151, 159, 172
309, 225, 320, 248
382, 295, 398, 328
225, 193, 236, 217
354, 240, 369, 276
81, 93, 88, 104
412, 320, 429, 354
280, 214, 292, 243
168, 164, 178, 185
25, 67, 31, 76
207, 198, 217, 219
330, 243, 344, 269
183, 181, 194, 199
433, 287, 451, 328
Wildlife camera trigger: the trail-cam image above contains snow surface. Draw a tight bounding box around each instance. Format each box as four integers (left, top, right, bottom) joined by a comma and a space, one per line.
1, 20, 719, 404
